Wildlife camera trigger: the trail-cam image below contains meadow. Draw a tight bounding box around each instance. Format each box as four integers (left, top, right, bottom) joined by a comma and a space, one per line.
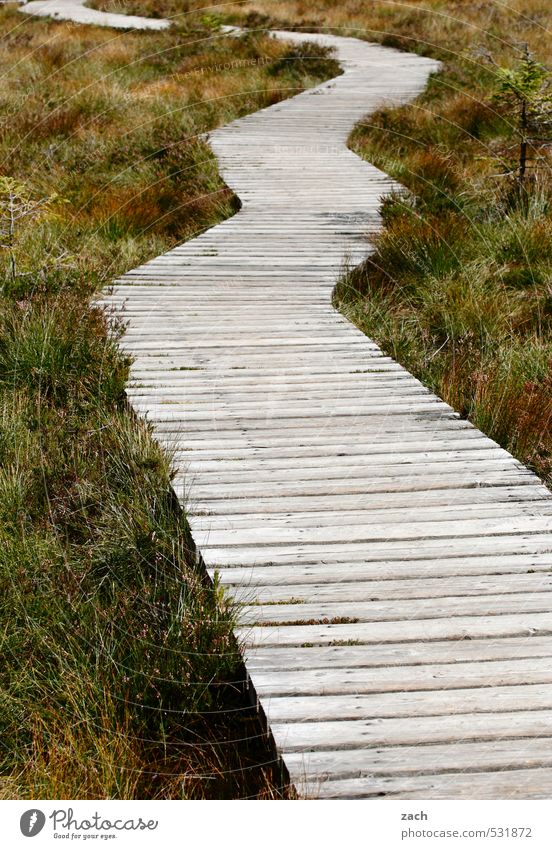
3, 0, 552, 800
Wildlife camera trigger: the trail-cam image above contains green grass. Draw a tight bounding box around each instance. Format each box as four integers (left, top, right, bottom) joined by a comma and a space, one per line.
0, 7, 337, 798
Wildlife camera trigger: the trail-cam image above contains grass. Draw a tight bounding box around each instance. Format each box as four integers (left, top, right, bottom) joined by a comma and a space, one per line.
89, 0, 222, 20
230, 0, 552, 488
7, 0, 552, 799
0, 6, 338, 798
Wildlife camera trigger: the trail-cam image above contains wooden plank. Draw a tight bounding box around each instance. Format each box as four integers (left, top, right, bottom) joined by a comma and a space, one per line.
312, 769, 552, 799
193, 502, 552, 531
21, 0, 171, 29
183, 448, 510, 474
199, 534, 552, 567
229, 573, 552, 604
240, 593, 552, 627
263, 684, 552, 723
190, 486, 550, 516
283, 738, 552, 779
195, 515, 552, 549
239, 612, 552, 649
251, 656, 552, 696
182, 485, 543, 515
217, 553, 552, 586
245, 636, 552, 670
271, 711, 552, 750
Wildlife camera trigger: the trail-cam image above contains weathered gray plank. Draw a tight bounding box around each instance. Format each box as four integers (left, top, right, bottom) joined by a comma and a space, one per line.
271, 711, 552, 750
251, 656, 552, 696
284, 738, 552, 779
240, 612, 552, 648
218, 553, 552, 586
312, 769, 552, 799
245, 637, 552, 670
240, 593, 552, 627
263, 684, 552, 723
232, 572, 552, 604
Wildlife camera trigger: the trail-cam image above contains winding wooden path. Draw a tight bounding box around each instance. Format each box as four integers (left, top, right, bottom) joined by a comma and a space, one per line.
25, 4, 552, 795
19, 0, 170, 29
102, 29, 552, 799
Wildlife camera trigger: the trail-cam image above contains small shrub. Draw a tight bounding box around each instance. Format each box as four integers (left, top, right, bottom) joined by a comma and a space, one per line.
268, 42, 340, 81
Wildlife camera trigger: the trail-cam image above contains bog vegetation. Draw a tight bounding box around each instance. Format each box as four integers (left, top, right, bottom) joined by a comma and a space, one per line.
0, 5, 337, 798
4, 0, 552, 801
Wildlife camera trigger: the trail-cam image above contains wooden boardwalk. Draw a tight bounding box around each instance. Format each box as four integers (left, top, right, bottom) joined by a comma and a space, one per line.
102, 30, 552, 798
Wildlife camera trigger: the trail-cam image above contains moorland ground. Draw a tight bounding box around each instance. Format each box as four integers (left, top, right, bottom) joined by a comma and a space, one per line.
3, 0, 552, 800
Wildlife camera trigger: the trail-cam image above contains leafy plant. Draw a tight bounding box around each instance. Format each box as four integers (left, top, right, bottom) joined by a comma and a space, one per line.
0, 178, 62, 290
491, 45, 552, 193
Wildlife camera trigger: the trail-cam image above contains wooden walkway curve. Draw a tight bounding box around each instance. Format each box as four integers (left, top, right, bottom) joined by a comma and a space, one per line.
19, 0, 170, 30
24, 5, 552, 796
